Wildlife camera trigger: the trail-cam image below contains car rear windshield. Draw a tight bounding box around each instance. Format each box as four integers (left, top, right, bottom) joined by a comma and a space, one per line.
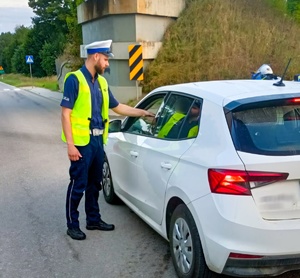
229, 98, 300, 156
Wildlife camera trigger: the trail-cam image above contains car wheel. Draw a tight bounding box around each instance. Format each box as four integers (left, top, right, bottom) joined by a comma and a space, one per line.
169, 204, 215, 278
102, 155, 119, 204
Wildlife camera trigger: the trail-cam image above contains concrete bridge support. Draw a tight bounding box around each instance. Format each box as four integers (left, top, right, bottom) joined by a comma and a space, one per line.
77, 0, 186, 103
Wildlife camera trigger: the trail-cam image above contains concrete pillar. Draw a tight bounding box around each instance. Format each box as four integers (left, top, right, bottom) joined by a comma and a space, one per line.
77, 0, 186, 103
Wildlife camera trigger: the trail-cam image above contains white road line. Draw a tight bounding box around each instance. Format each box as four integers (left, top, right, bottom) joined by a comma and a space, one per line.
1, 88, 21, 92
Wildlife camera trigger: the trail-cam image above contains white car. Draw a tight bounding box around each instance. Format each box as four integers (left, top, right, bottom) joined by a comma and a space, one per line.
103, 79, 300, 277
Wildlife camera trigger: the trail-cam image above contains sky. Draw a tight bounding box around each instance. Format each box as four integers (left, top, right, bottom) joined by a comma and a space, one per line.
0, 0, 35, 33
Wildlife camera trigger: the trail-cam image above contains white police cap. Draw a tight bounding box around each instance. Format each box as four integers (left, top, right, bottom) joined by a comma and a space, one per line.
85, 40, 114, 58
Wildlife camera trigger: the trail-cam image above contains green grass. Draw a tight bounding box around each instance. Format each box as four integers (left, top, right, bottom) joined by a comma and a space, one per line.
143, 0, 300, 93
0, 74, 59, 91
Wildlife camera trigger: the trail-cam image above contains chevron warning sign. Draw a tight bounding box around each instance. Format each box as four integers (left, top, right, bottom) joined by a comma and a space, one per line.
128, 44, 144, 81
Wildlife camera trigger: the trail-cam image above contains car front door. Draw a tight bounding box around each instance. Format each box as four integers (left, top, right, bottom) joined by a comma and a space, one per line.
106, 94, 166, 206
133, 93, 202, 225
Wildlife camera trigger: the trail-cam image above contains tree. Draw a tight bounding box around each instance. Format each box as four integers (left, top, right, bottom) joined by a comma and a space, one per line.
64, 0, 85, 69
0, 0, 85, 76
28, 0, 69, 33
0, 32, 14, 73
27, 0, 85, 75
11, 44, 27, 74
287, 0, 300, 22
0, 26, 31, 74
39, 33, 66, 76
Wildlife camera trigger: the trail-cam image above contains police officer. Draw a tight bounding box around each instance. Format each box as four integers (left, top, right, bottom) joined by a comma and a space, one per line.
61, 39, 154, 240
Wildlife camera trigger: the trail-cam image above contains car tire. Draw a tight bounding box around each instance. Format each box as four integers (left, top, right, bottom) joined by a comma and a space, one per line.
169, 204, 216, 278
102, 155, 119, 204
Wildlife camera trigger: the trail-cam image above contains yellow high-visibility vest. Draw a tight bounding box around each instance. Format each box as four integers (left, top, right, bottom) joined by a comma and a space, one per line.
61, 70, 109, 145
157, 112, 185, 138
187, 125, 199, 138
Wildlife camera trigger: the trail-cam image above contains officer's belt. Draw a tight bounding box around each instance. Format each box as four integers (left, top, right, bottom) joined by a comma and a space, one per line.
90, 128, 104, 136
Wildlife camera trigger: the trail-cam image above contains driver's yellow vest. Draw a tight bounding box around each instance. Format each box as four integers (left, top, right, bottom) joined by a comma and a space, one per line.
158, 113, 199, 139
157, 112, 185, 138
188, 125, 199, 138
61, 70, 109, 146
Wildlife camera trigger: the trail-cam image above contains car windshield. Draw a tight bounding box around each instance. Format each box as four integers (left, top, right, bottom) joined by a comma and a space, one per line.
230, 99, 300, 155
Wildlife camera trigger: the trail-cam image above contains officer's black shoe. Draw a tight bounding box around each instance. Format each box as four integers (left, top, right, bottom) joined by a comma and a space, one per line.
86, 219, 115, 231
67, 227, 86, 240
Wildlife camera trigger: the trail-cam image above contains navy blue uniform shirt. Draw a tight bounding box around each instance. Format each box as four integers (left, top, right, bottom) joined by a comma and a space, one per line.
60, 65, 119, 129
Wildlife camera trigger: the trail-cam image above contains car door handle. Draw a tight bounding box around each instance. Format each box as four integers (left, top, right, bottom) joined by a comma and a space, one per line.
130, 151, 139, 157
160, 162, 172, 170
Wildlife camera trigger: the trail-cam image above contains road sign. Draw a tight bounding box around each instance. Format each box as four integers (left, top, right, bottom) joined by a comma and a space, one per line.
25, 56, 34, 78
0, 65, 5, 74
26, 55, 34, 64
128, 44, 144, 81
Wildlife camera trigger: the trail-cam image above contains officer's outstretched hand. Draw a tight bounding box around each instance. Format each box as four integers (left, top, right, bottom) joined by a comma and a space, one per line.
143, 110, 155, 117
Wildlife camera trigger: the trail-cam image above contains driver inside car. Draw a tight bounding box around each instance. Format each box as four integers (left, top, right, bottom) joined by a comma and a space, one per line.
158, 99, 201, 139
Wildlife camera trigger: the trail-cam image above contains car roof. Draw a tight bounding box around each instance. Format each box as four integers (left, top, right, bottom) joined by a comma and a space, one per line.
151, 79, 300, 106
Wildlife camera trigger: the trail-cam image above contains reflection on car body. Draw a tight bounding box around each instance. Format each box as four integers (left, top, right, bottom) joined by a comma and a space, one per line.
103, 79, 300, 277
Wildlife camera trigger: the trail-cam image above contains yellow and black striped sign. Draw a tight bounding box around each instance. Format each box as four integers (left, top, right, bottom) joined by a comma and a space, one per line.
128, 44, 143, 81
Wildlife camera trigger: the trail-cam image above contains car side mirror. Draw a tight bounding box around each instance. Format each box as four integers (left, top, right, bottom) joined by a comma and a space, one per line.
109, 119, 122, 133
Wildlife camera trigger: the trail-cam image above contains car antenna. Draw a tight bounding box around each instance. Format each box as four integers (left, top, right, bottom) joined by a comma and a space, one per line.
273, 58, 292, 87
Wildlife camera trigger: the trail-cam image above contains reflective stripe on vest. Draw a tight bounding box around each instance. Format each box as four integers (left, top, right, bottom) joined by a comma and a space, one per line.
61, 70, 110, 146
157, 112, 185, 138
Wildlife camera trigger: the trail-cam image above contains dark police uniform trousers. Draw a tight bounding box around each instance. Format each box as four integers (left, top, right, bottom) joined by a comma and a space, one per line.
66, 133, 104, 229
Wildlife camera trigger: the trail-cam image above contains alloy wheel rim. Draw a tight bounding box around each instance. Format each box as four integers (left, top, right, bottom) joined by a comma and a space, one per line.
172, 217, 193, 274
102, 162, 111, 195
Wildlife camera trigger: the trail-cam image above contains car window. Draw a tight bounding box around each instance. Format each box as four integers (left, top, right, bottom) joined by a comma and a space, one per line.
122, 93, 202, 140
231, 101, 300, 155
124, 95, 165, 136
155, 94, 201, 140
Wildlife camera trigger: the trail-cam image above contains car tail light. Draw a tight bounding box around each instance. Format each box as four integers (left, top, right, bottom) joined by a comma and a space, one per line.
290, 98, 300, 103
208, 169, 289, 195
229, 252, 264, 259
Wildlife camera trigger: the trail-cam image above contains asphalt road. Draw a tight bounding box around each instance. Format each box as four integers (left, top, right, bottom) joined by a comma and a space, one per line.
1, 82, 300, 278
0, 82, 176, 278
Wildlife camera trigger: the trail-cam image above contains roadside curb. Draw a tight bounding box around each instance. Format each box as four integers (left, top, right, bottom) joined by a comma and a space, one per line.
21, 86, 62, 102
